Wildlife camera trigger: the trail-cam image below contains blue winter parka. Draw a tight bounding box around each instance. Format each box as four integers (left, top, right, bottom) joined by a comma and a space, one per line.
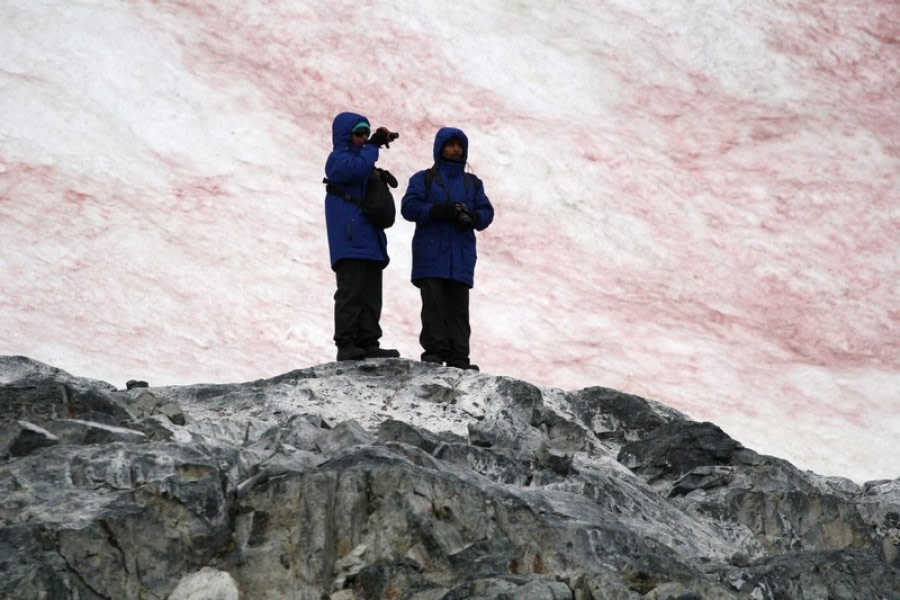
324, 111, 389, 270
401, 127, 494, 288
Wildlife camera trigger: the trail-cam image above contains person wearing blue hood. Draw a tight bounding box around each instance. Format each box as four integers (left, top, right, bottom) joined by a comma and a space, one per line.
324, 111, 400, 361
401, 127, 494, 370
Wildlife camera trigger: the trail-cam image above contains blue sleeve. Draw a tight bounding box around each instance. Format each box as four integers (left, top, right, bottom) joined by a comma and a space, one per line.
325, 145, 379, 184
472, 179, 494, 231
401, 172, 431, 223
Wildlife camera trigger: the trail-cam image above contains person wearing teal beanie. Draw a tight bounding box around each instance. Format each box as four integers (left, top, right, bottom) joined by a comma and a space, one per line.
323, 111, 400, 361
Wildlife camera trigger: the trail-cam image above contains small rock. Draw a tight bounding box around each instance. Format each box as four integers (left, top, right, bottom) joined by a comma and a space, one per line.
168, 567, 240, 600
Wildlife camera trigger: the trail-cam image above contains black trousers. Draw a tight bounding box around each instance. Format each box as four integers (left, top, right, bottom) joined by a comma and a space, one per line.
334, 259, 383, 351
418, 277, 470, 362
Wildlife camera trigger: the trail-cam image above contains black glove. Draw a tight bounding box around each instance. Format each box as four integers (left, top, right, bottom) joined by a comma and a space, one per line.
455, 207, 476, 230
378, 168, 398, 188
366, 127, 390, 148
430, 203, 457, 221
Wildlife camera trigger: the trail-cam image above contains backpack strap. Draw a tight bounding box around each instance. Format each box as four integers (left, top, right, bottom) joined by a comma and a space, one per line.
424, 165, 477, 202
424, 166, 437, 196
464, 172, 479, 194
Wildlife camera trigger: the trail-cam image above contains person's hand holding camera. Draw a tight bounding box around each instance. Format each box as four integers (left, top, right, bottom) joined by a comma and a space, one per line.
430, 202, 476, 229
430, 202, 457, 221
455, 206, 476, 230
366, 126, 399, 148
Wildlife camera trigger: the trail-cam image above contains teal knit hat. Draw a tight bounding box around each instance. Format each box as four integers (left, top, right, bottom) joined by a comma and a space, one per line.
351, 121, 370, 133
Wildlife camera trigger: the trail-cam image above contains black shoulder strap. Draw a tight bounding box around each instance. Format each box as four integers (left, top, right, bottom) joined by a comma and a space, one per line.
424, 166, 476, 201
323, 178, 359, 205
424, 166, 437, 194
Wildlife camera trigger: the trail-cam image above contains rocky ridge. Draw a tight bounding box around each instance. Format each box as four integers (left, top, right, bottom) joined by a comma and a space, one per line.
1, 355, 897, 599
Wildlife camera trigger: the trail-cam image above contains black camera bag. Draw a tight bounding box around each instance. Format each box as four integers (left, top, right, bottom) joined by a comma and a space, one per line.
324, 168, 397, 229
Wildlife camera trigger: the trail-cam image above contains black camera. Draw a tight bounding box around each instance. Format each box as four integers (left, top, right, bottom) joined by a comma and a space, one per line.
456, 206, 474, 229
366, 128, 400, 148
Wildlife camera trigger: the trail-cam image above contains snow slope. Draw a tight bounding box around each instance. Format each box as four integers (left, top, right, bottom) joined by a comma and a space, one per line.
1, 0, 897, 482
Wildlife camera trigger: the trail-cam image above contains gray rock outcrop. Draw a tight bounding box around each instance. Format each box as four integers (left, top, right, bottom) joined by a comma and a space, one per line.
1, 355, 897, 599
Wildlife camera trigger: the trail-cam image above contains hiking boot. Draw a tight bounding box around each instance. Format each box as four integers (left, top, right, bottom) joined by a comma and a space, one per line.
363, 347, 400, 359
446, 359, 478, 371
421, 353, 444, 365
336, 345, 367, 361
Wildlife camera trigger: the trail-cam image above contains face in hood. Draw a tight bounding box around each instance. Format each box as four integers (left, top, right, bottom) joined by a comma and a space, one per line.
433, 127, 468, 164
332, 112, 370, 150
